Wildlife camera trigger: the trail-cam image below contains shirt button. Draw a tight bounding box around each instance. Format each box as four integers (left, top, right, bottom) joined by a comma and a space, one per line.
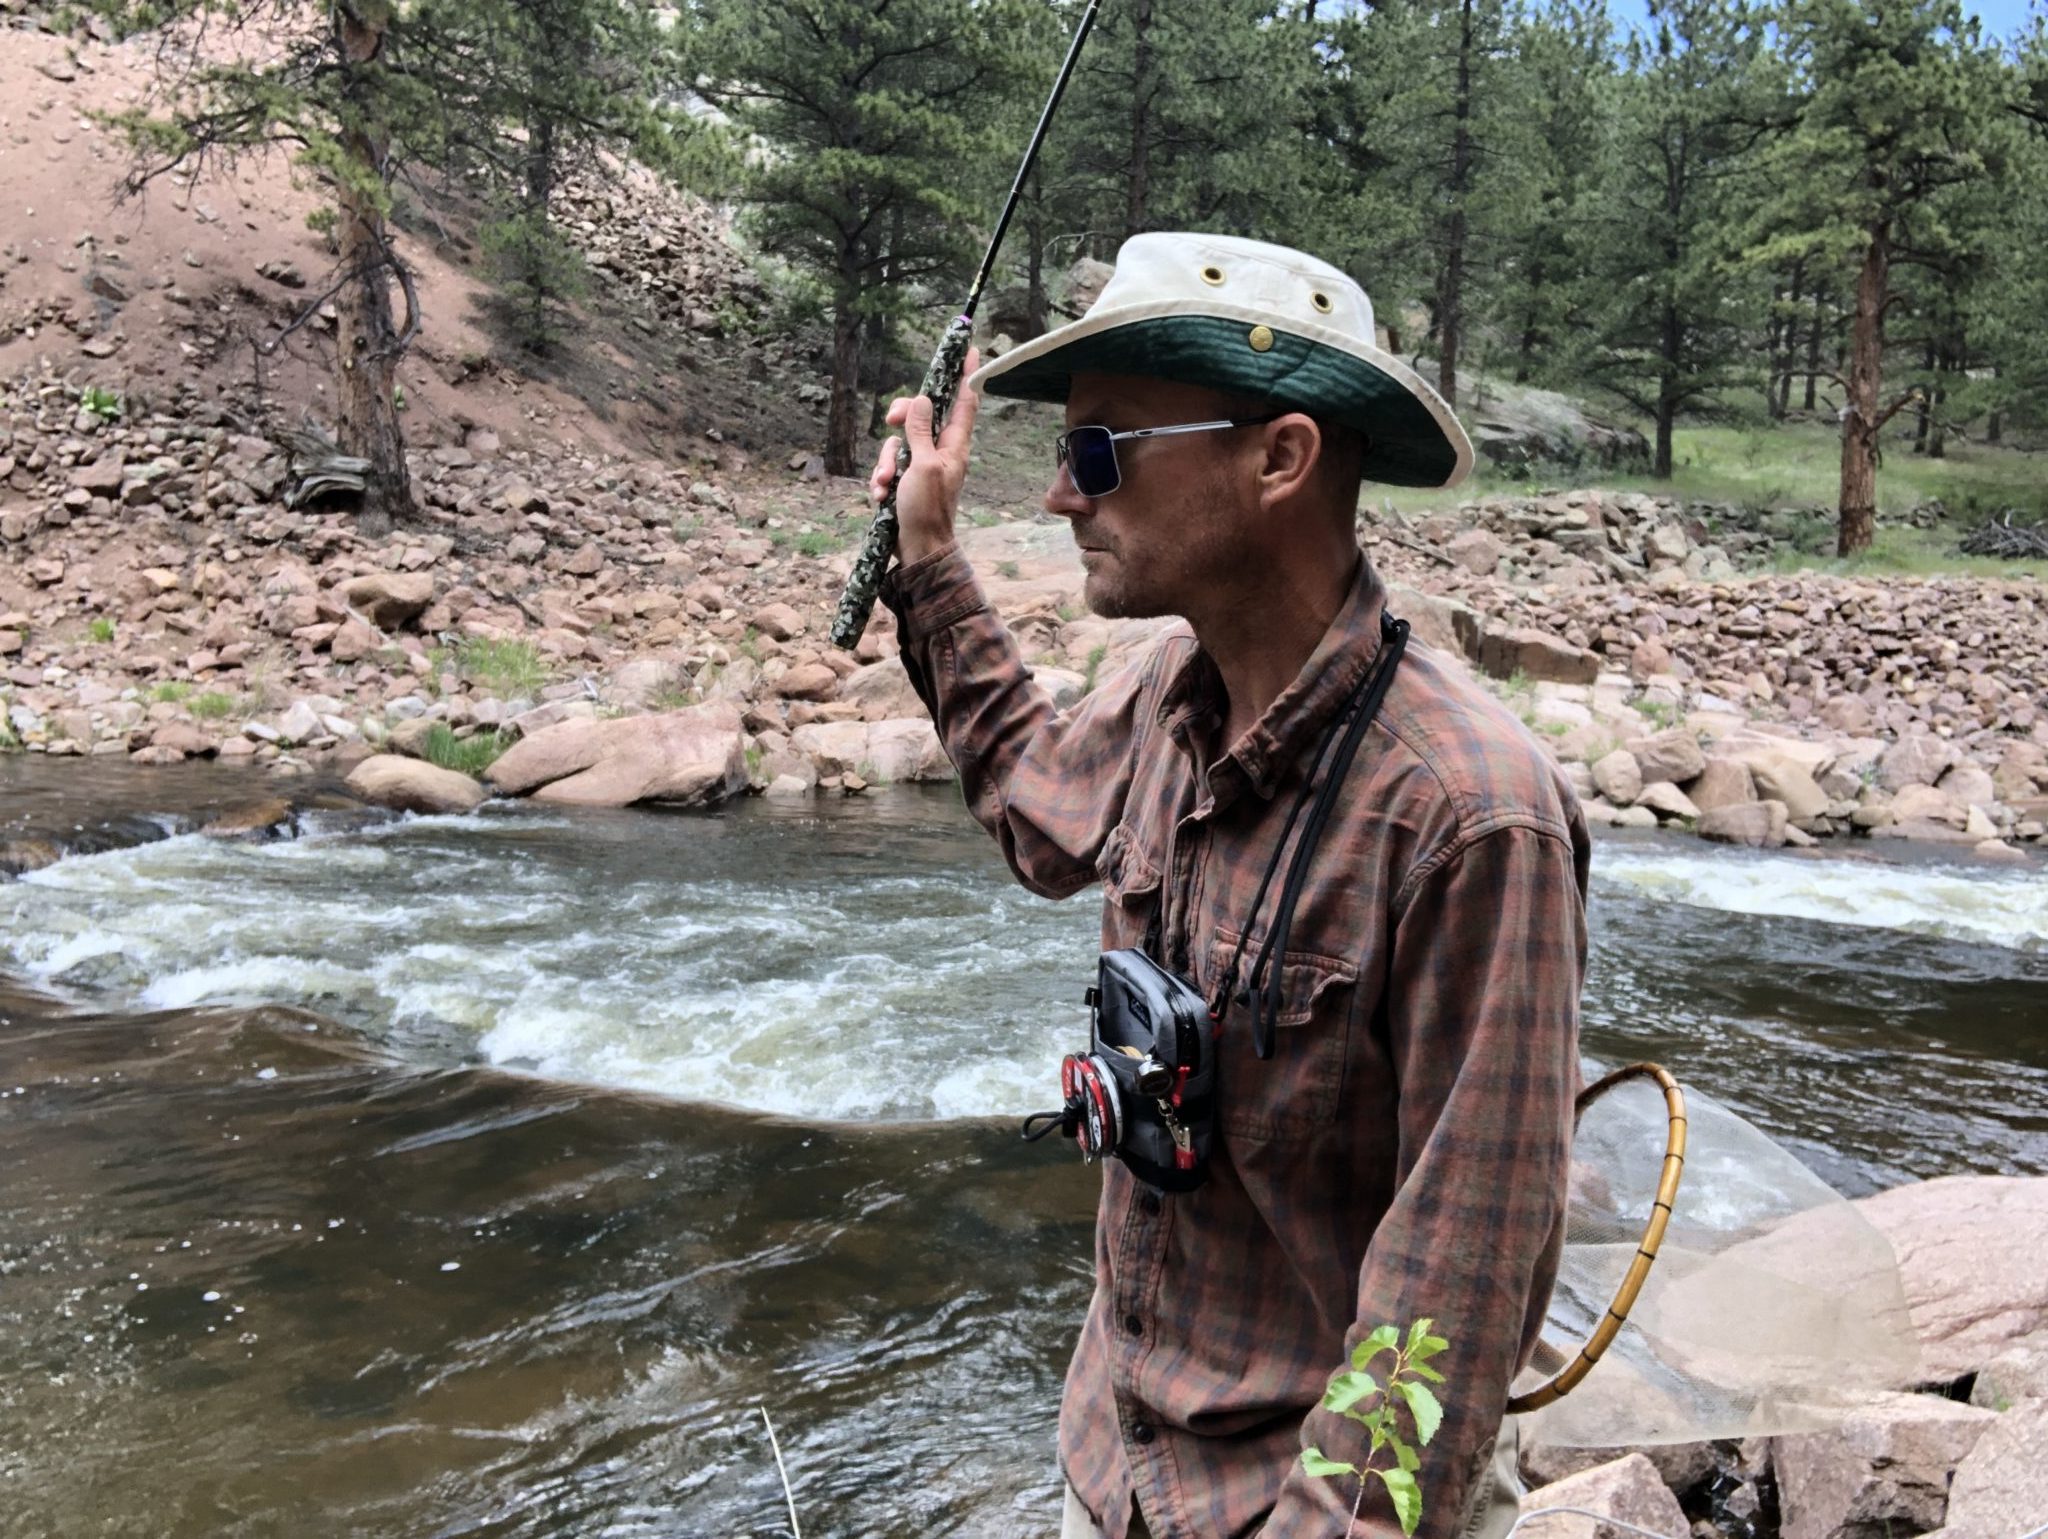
1139, 1191, 1163, 1217
1131, 1421, 1156, 1445
1123, 1312, 1144, 1337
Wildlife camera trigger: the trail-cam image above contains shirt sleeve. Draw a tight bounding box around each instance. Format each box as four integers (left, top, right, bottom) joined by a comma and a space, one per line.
1262, 819, 1584, 1538
879, 542, 1157, 900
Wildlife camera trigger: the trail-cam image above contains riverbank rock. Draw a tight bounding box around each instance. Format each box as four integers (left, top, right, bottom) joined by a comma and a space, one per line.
338, 571, 434, 630
485, 702, 746, 808
1856, 1176, 2048, 1381
1935, 1401, 2048, 1539
345, 755, 487, 815
1519, 1435, 1719, 1500
1697, 799, 1789, 848
1773, 1393, 1997, 1539
1519, 1452, 1686, 1539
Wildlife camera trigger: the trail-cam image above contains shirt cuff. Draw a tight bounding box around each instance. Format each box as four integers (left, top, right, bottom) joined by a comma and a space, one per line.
882, 542, 991, 644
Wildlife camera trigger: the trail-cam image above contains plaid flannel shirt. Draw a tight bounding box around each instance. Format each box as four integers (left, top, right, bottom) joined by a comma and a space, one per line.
882, 544, 1587, 1539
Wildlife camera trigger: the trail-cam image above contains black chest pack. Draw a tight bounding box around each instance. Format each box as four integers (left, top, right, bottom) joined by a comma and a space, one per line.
1022, 614, 1409, 1192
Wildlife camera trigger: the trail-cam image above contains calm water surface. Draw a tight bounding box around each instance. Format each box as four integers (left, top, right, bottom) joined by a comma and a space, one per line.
2, 759, 2043, 1536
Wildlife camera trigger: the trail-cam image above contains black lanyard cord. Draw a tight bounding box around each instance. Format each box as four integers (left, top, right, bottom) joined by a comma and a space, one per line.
1212, 613, 1409, 1059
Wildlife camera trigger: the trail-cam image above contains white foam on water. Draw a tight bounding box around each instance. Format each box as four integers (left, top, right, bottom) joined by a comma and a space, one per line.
1594, 844, 2048, 953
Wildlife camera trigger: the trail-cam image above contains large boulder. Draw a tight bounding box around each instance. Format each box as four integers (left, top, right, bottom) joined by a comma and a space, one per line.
1591, 749, 1643, 806
345, 755, 486, 815
486, 703, 746, 808
863, 719, 954, 783
1480, 624, 1600, 686
1625, 729, 1707, 786
1879, 733, 1960, 792
1855, 1176, 2048, 1381
839, 657, 928, 720
1938, 1401, 2048, 1539
1772, 1393, 1996, 1539
1686, 756, 1755, 812
1519, 1453, 1686, 1539
1519, 1436, 1719, 1501
1739, 747, 1832, 821
1463, 379, 1651, 474
1386, 582, 1483, 666
1698, 800, 1789, 848
339, 571, 435, 630
790, 720, 872, 778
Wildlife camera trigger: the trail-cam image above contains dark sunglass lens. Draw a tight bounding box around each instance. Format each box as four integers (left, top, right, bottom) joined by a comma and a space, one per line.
1068, 426, 1119, 496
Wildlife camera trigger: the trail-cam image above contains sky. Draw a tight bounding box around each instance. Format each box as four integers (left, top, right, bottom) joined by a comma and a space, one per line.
1602, 0, 2040, 41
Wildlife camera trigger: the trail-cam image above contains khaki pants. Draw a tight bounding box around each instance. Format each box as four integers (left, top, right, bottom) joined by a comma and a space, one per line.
1058, 1420, 1520, 1539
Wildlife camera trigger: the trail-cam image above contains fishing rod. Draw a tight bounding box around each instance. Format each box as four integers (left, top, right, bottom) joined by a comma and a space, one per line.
830, 0, 1105, 650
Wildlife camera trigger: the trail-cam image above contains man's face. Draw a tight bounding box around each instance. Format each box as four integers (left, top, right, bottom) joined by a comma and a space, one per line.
1047, 372, 1263, 621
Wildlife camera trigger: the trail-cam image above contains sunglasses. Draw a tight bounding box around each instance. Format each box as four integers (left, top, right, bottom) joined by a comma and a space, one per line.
1054, 414, 1282, 498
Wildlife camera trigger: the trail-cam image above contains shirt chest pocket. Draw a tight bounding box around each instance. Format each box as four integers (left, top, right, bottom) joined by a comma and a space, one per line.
1095, 822, 1163, 953
1206, 926, 1357, 1145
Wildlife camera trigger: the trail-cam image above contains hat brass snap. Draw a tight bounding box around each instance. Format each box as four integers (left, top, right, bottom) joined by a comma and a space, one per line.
1247, 324, 1274, 353
1200, 265, 1226, 286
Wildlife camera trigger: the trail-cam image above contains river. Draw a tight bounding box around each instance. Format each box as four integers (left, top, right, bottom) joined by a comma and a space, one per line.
2, 759, 2044, 1536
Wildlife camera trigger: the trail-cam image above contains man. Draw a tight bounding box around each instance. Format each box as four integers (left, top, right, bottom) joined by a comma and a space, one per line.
871, 233, 1586, 1539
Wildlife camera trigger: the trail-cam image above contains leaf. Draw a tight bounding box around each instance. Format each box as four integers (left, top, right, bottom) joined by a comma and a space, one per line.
1301, 1447, 1358, 1480
1394, 1379, 1445, 1446
1323, 1370, 1379, 1414
1388, 1432, 1421, 1473
1406, 1360, 1446, 1384
1405, 1317, 1436, 1353
1353, 1323, 1402, 1370
1378, 1465, 1423, 1536
1409, 1333, 1452, 1363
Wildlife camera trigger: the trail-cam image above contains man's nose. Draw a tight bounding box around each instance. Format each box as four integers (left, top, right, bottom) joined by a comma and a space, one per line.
1044, 462, 1093, 520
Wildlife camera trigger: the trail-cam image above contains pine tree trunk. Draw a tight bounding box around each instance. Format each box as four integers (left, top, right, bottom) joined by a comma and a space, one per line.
1654, 298, 1680, 479
1803, 287, 1823, 411
1771, 260, 1803, 419
1913, 339, 1935, 454
1025, 164, 1049, 337
1837, 221, 1888, 558
1436, 0, 1475, 409
332, 8, 414, 541
1987, 408, 2002, 444
1126, 0, 1155, 240
826, 293, 863, 478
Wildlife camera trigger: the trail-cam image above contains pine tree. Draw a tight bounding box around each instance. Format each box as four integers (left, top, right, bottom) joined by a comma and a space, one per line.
1575, 0, 1778, 477
110, 0, 698, 534
699, 0, 1040, 476
1753, 0, 2012, 553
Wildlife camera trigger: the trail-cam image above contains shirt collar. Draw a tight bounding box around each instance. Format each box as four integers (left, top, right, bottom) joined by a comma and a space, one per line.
1158, 556, 1391, 803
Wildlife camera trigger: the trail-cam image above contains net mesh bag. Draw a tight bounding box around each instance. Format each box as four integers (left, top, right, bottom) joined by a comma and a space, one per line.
1511, 1072, 1922, 1446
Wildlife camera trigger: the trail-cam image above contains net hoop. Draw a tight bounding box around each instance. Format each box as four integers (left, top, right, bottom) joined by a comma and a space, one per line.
1506, 1062, 1688, 1415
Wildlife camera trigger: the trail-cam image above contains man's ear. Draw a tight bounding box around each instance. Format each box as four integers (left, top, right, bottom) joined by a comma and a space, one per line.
1255, 413, 1323, 508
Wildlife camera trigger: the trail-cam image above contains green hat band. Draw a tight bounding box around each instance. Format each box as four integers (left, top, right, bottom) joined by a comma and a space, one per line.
981, 314, 1458, 488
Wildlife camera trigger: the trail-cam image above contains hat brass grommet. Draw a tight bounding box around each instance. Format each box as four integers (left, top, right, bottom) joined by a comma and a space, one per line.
1247, 324, 1274, 353
1310, 291, 1333, 314
1200, 265, 1226, 286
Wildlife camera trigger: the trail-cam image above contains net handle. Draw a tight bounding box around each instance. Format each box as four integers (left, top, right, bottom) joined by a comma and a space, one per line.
1505, 1062, 1687, 1415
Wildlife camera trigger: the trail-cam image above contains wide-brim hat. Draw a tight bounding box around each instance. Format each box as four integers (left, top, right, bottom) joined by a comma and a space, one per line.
971, 232, 1473, 489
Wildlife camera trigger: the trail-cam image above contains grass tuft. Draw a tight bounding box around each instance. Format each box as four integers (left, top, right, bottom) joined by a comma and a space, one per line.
422, 724, 509, 776
453, 637, 549, 698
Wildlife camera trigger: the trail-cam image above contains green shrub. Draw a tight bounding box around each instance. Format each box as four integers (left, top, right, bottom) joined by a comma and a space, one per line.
190, 691, 238, 720
88, 617, 115, 644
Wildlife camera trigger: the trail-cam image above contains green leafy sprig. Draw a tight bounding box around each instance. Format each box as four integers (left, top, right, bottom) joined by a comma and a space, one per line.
1301, 1317, 1452, 1537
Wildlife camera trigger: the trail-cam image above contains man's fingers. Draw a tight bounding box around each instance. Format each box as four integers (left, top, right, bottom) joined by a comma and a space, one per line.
938, 349, 982, 459
902, 393, 938, 458
869, 434, 902, 503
